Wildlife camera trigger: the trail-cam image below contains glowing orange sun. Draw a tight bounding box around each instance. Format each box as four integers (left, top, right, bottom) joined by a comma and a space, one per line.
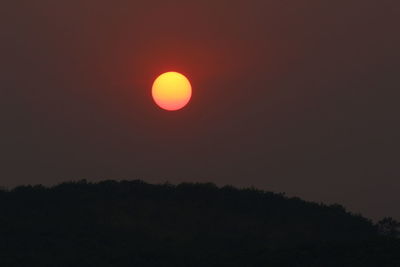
152, 72, 192, 111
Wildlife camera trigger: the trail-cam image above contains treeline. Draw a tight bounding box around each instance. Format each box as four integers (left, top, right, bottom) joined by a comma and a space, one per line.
0, 180, 398, 266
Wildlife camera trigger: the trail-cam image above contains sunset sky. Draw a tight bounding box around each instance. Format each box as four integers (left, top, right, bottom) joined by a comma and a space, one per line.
1, 0, 399, 220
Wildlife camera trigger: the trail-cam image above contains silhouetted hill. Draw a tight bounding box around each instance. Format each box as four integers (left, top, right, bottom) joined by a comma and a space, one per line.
0, 180, 398, 266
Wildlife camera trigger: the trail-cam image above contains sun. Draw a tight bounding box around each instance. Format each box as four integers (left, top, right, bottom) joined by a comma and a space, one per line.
152, 72, 192, 111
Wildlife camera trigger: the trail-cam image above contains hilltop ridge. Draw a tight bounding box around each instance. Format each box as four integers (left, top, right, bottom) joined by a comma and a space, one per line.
0, 180, 398, 266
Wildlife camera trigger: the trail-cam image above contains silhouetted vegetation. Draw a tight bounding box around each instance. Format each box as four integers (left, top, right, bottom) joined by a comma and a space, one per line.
378, 217, 400, 238
0, 180, 398, 266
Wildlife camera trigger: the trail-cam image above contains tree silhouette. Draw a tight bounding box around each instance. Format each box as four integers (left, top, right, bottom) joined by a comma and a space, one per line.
378, 217, 400, 238
0, 179, 398, 266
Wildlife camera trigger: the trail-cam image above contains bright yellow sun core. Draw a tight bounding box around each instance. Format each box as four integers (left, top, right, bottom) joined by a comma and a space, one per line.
152, 72, 192, 111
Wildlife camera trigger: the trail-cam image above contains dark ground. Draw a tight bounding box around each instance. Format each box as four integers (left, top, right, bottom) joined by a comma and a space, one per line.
0, 180, 399, 266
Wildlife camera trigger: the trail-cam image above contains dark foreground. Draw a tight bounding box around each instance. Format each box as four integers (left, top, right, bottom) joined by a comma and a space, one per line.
0, 180, 399, 266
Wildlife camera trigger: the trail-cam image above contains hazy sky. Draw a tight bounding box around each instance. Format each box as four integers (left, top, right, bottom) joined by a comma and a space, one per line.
1, 0, 399, 220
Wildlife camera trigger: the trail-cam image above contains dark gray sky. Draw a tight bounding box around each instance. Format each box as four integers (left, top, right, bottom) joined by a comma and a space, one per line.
1, 0, 399, 220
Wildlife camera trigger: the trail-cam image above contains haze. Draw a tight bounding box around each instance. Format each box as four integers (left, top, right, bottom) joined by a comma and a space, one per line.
1, 0, 399, 221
